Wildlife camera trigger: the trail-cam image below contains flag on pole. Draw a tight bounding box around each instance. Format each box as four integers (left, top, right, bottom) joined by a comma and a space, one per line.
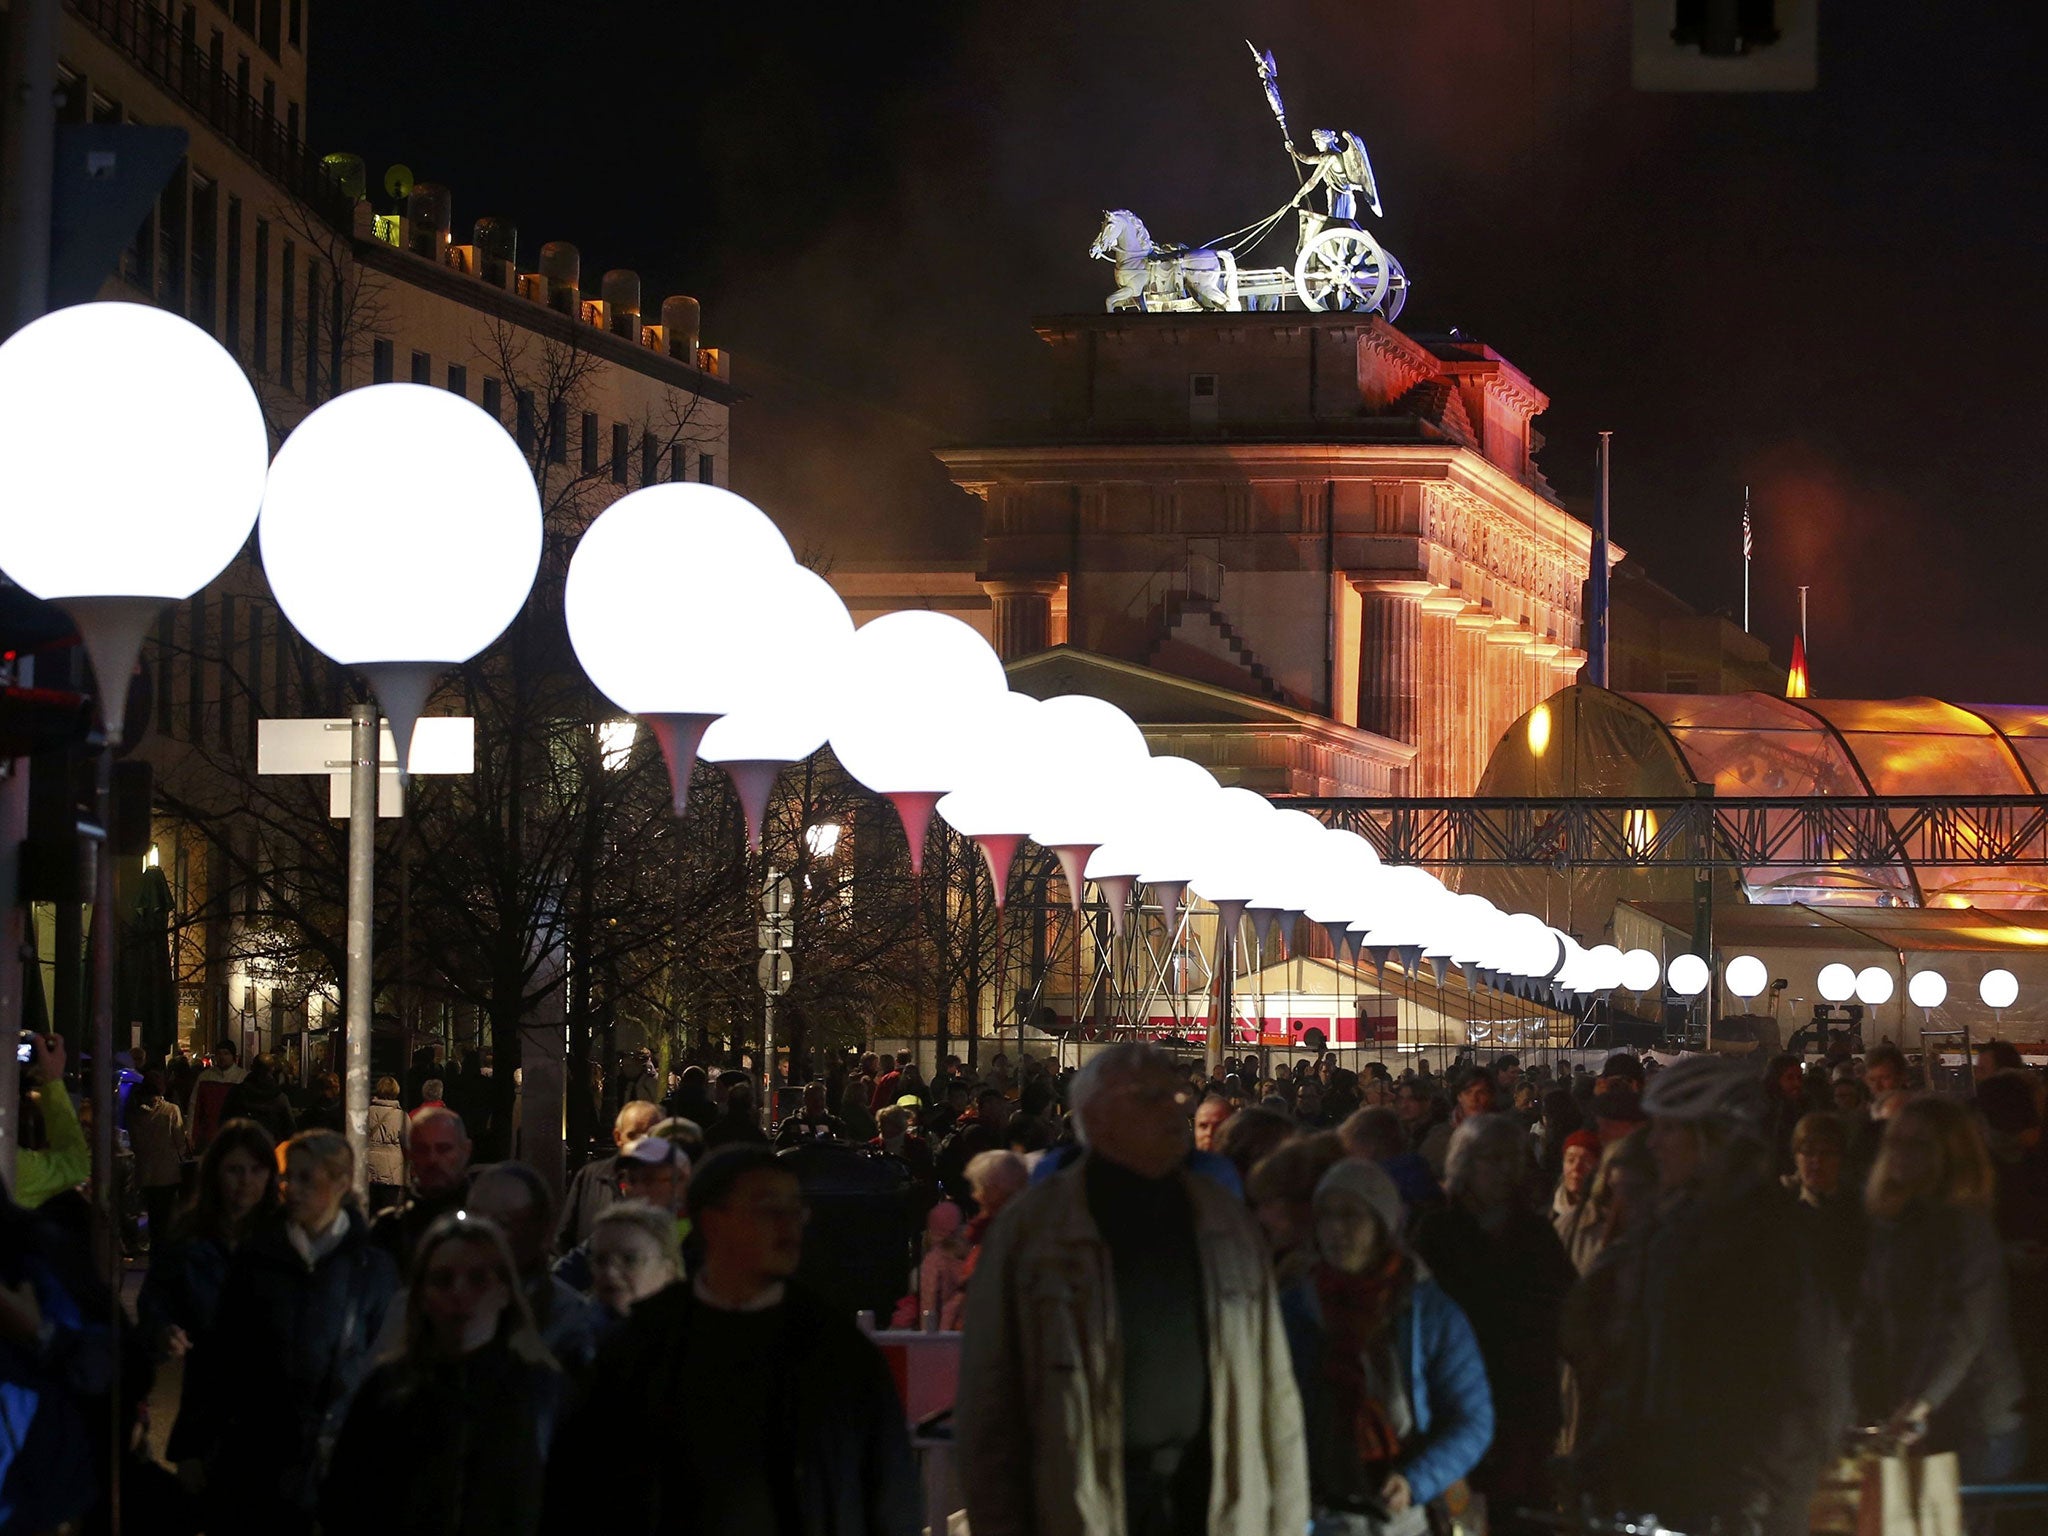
1786, 632, 1809, 699
1742, 489, 1753, 559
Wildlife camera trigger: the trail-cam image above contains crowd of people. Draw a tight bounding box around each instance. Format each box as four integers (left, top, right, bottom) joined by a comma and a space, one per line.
3, 1025, 2043, 1535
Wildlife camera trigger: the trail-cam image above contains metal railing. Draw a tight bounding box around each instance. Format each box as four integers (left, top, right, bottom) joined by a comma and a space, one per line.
67, 0, 348, 221
1291, 795, 2048, 869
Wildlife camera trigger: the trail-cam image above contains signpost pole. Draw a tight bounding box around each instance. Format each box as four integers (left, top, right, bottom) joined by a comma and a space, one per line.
757, 869, 794, 1131
345, 704, 375, 1195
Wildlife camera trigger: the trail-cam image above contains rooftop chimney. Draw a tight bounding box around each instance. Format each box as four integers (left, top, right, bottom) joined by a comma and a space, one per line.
600, 270, 641, 339
407, 183, 452, 259
538, 242, 580, 316
660, 295, 701, 359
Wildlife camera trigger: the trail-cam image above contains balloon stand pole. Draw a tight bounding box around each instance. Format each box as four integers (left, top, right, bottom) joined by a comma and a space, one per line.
61, 595, 163, 747
344, 705, 377, 1196
361, 661, 443, 786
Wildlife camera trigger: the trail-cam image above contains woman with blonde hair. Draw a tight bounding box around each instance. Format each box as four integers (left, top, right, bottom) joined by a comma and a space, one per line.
1855, 1095, 2026, 1483
322, 1213, 564, 1535
587, 1198, 685, 1320
184, 1129, 401, 1534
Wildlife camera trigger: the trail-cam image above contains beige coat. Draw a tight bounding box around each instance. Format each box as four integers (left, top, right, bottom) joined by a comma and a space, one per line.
957, 1156, 1309, 1536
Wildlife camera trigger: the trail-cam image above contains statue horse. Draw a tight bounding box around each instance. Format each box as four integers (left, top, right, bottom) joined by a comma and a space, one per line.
1089, 209, 1232, 313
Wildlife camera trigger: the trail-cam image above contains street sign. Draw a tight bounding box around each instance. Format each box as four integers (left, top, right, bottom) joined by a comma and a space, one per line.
258, 716, 475, 775
757, 951, 793, 996
757, 922, 793, 952
760, 872, 794, 916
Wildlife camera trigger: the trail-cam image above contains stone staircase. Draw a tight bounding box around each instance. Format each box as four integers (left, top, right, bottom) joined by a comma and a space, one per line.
1145, 590, 1292, 706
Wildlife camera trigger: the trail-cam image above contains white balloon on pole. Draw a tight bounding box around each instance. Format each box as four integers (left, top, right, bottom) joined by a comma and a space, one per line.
700, 565, 855, 765
1854, 966, 1895, 1006
1907, 970, 1947, 1009
1725, 954, 1768, 1000
1981, 969, 2020, 1010
1025, 694, 1152, 851
0, 301, 268, 602
1619, 949, 1661, 993
1817, 963, 1857, 1003
1667, 954, 1710, 997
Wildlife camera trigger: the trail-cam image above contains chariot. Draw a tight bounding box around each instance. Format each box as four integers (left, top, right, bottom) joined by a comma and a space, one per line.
1090, 204, 1408, 320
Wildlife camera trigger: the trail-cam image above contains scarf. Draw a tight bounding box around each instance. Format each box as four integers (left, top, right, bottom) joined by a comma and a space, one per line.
1314, 1254, 1408, 1468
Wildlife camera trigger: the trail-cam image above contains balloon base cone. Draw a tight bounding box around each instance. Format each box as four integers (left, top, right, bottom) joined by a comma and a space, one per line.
886, 791, 944, 876
717, 759, 785, 851
61, 595, 164, 747
1094, 874, 1135, 935
1149, 880, 1188, 933
360, 662, 446, 789
642, 712, 717, 815
1050, 844, 1098, 913
973, 833, 1026, 907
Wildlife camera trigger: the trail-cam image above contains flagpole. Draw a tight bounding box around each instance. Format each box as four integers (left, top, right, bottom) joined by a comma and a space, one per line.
1742, 485, 1752, 634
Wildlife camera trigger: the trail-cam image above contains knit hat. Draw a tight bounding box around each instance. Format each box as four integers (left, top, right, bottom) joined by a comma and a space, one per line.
1313, 1156, 1406, 1239
926, 1200, 965, 1241
1563, 1129, 1601, 1157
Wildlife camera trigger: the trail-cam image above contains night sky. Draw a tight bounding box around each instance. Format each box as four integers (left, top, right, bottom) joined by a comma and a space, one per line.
315, 1, 2048, 702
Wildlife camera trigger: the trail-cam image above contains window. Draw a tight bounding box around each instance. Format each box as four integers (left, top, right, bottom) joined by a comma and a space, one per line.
288, 0, 301, 47
372, 339, 393, 383
190, 174, 218, 333
547, 400, 567, 464
278, 238, 294, 384
245, 605, 264, 743
260, 79, 274, 123
482, 377, 503, 421
304, 264, 320, 403
233, 0, 254, 31
697, 452, 716, 486
642, 432, 658, 485
286, 100, 298, 146
55, 67, 84, 124
154, 613, 175, 740
252, 218, 269, 369
217, 593, 236, 750
516, 390, 535, 453
186, 599, 206, 743
223, 195, 242, 351
1189, 372, 1218, 427
157, 159, 188, 312
410, 350, 430, 385
258, 0, 280, 58
670, 443, 685, 482
611, 423, 629, 484
446, 363, 467, 398
580, 411, 599, 474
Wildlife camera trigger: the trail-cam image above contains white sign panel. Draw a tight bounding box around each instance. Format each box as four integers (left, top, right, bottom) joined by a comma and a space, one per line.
328, 770, 404, 819
257, 716, 475, 776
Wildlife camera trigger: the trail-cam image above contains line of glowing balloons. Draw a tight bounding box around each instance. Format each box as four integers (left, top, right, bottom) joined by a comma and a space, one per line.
0, 305, 2019, 1019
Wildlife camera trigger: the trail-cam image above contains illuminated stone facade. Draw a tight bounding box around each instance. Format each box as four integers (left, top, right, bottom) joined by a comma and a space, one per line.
940, 313, 1594, 796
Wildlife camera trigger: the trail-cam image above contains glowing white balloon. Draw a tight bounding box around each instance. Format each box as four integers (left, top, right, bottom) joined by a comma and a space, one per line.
1981, 969, 2020, 1010
1619, 949, 1662, 993
1817, 963, 1857, 1004
1854, 966, 1895, 1006
1667, 954, 1710, 997
0, 302, 268, 602
698, 564, 856, 846
566, 483, 795, 811
1026, 694, 1151, 851
1725, 954, 1768, 1000
1587, 944, 1627, 993
1907, 970, 1947, 1010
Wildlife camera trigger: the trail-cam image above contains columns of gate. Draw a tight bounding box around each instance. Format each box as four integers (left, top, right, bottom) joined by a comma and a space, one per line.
981, 576, 1063, 660
1351, 578, 1433, 781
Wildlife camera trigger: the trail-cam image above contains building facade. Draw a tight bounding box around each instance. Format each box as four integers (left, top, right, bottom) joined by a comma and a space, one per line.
46, 0, 733, 1054
939, 312, 1595, 798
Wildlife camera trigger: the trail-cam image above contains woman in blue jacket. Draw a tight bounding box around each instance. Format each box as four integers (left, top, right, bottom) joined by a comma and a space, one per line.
1282, 1158, 1494, 1536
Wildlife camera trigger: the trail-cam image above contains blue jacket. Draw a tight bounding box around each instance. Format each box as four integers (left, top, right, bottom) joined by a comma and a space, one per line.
1280, 1269, 1493, 1507
1030, 1142, 1246, 1200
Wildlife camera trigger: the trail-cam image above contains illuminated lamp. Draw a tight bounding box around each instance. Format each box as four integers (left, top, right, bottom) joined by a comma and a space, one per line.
1854, 966, 1895, 1006
1586, 943, 1627, 994
1724, 954, 1768, 1001
1667, 954, 1710, 997
1981, 969, 2020, 1010
1906, 970, 1947, 1010
1188, 787, 1280, 946
566, 483, 794, 813
264, 384, 542, 778
1089, 754, 1220, 934
1022, 694, 1151, 910
828, 610, 1008, 874
1246, 809, 1330, 948
0, 302, 268, 740
1303, 829, 1381, 960
1526, 702, 1552, 758
936, 691, 1047, 904
1619, 948, 1662, 993
1817, 963, 1857, 1004
1125, 757, 1224, 931
699, 564, 855, 849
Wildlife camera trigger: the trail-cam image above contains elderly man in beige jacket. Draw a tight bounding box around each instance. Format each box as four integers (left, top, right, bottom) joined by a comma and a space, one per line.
958, 1042, 1308, 1536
